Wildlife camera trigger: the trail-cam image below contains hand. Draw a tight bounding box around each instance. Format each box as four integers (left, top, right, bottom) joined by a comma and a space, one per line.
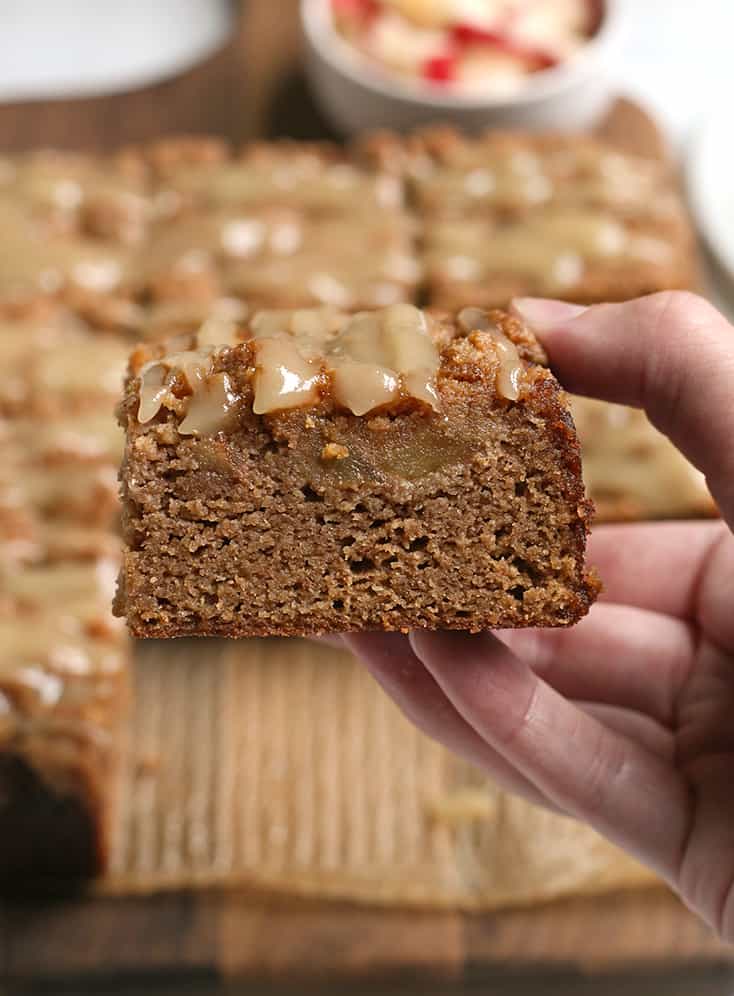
343, 292, 734, 941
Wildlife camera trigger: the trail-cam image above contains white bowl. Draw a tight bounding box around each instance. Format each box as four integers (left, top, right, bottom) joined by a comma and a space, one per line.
302, 0, 623, 135
0, 0, 233, 102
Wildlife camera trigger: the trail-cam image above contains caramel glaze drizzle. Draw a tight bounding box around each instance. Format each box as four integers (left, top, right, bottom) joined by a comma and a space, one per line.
136, 304, 525, 435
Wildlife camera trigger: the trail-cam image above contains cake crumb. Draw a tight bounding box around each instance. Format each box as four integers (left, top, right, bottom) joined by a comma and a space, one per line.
134, 435, 159, 459
321, 442, 349, 461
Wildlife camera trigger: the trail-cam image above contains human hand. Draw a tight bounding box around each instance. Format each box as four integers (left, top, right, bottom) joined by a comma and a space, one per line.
343, 292, 734, 940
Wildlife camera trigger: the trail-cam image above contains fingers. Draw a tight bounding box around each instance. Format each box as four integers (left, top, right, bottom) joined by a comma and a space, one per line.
410, 630, 691, 881
343, 633, 558, 812
497, 602, 695, 726
579, 703, 675, 761
512, 293, 734, 526
587, 521, 727, 618
587, 522, 734, 653
695, 525, 734, 651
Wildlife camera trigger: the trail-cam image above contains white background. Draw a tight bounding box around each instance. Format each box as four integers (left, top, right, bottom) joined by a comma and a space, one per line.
603, 0, 734, 313
0, 0, 730, 306
0, 0, 729, 133
607, 0, 734, 147
0, 0, 233, 100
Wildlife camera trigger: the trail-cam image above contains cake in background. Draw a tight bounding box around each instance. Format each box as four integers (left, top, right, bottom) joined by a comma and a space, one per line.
0, 116, 715, 888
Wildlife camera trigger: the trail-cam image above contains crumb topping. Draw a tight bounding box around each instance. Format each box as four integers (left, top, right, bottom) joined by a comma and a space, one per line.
158, 152, 403, 213
456, 307, 523, 400
136, 304, 455, 427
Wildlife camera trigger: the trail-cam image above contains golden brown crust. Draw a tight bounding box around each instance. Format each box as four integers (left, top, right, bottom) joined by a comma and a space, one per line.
139, 134, 229, 174
405, 125, 667, 163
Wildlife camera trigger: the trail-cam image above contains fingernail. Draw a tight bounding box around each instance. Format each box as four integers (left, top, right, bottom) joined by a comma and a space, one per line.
512, 298, 587, 332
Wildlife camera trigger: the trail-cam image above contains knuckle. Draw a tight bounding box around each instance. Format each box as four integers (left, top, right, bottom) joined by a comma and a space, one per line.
634, 291, 722, 433
643, 290, 716, 330
577, 731, 625, 814
495, 681, 539, 750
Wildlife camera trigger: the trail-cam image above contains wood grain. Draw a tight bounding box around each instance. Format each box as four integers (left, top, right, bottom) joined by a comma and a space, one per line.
218, 898, 463, 983
94, 638, 651, 908
4, 889, 733, 987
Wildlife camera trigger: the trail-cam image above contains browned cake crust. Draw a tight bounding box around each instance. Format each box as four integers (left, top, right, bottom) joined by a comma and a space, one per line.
0, 535, 129, 889
0, 306, 129, 889
427, 253, 696, 312
116, 306, 598, 638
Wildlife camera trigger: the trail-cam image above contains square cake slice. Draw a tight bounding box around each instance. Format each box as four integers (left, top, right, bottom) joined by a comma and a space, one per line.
115, 304, 598, 638
145, 136, 404, 217
0, 148, 149, 316
403, 127, 686, 220
405, 127, 696, 310
423, 209, 695, 311
139, 207, 420, 311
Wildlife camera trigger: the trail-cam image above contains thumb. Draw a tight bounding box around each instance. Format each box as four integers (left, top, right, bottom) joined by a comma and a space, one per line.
513, 292, 734, 527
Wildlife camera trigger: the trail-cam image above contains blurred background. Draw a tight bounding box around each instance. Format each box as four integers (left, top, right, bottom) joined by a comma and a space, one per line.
0, 1, 730, 143
1, 2, 734, 994
1, 0, 731, 306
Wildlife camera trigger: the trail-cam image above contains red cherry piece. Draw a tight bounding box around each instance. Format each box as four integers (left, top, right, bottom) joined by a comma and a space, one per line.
451, 23, 506, 47
451, 21, 560, 72
527, 48, 560, 70
422, 54, 457, 83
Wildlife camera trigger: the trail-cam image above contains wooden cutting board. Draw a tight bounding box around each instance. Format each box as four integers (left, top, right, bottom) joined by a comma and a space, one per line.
3, 645, 732, 988
1, 3, 732, 989
3, 886, 732, 988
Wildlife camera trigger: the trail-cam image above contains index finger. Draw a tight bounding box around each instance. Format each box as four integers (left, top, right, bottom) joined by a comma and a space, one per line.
588, 521, 727, 618
512, 293, 734, 529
